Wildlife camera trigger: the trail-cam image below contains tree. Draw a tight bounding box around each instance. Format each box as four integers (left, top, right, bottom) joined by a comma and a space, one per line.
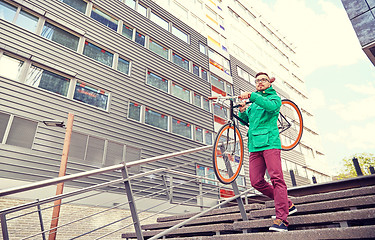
336, 153, 375, 180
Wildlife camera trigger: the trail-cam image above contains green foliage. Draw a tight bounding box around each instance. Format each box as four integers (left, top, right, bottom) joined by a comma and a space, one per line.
336, 153, 375, 180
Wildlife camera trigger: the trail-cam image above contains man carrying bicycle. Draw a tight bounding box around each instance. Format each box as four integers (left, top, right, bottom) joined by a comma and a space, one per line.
238, 72, 297, 232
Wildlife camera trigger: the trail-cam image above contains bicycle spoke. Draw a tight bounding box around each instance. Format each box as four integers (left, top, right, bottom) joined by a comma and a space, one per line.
213, 124, 244, 184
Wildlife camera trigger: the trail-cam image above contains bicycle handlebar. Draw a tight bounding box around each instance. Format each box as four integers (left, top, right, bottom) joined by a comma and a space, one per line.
208, 94, 250, 100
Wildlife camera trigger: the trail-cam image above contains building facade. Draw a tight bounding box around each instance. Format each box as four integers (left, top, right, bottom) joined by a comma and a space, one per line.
341, 0, 375, 66
0, 0, 330, 204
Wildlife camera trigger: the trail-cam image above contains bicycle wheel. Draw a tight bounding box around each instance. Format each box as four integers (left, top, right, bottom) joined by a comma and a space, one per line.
213, 123, 244, 184
278, 99, 303, 151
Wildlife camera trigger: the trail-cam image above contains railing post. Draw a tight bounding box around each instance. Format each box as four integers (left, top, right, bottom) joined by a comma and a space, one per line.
220, 145, 248, 223
198, 181, 204, 211
352, 157, 363, 176
369, 166, 375, 174
0, 213, 9, 240
289, 170, 297, 186
161, 174, 171, 201
312, 176, 317, 184
36, 199, 46, 240
169, 176, 174, 204
121, 165, 144, 240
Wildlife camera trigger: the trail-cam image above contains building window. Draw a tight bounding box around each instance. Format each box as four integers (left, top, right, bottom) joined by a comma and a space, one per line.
205, 131, 213, 145
208, 49, 230, 75
15, 10, 39, 32
25, 66, 71, 97
226, 83, 233, 96
128, 101, 141, 121
145, 108, 168, 131
118, 57, 130, 75
69, 133, 104, 166
137, 3, 147, 17
0, 0, 17, 22
211, 75, 225, 91
213, 104, 227, 119
193, 93, 201, 108
146, 71, 168, 93
0, 112, 10, 141
0, 1, 39, 33
6, 115, 37, 149
172, 118, 191, 139
203, 98, 210, 111
135, 31, 145, 46
193, 64, 199, 77
172, 82, 190, 102
41, 22, 80, 51
195, 126, 203, 143
201, 69, 208, 81
73, 82, 109, 110
125, 146, 142, 173
172, 25, 188, 43
105, 141, 124, 167
0, 54, 24, 81
150, 11, 169, 31
149, 39, 169, 60
86, 136, 105, 166
196, 164, 216, 185
91, 7, 118, 31
83, 41, 114, 67
173, 53, 189, 71
199, 43, 207, 55
125, 0, 136, 9
122, 24, 133, 40
59, 0, 87, 13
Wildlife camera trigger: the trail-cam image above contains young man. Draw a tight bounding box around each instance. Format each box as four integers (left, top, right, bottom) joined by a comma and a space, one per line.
238, 72, 297, 232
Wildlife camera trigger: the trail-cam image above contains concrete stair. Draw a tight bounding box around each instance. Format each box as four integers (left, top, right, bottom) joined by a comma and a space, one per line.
122, 185, 375, 239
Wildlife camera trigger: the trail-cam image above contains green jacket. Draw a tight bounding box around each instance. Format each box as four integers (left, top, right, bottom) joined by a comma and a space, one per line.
238, 86, 282, 152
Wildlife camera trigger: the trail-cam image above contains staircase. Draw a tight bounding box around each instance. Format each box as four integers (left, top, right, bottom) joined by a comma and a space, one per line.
122, 182, 375, 240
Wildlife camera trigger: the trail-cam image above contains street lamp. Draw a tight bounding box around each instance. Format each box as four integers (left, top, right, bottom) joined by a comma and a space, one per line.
43, 113, 74, 240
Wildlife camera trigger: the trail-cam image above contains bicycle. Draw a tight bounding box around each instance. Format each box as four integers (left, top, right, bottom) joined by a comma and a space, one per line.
208, 95, 303, 184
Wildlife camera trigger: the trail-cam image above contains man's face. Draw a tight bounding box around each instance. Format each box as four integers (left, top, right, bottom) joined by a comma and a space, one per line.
255, 74, 271, 91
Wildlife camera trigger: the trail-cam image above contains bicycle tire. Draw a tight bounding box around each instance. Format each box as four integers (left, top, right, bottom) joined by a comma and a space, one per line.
279, 99, 303, 151
212, 123, 244, 184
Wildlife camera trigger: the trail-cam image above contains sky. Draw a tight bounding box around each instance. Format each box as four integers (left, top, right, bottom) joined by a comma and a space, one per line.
256, 0, 375, 175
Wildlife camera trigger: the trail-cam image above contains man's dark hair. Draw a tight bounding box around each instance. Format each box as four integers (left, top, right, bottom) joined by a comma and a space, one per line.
255, 72, 269, 78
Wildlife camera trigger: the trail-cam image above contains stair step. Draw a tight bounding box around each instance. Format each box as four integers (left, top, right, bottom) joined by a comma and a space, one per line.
122, 208, 375, 239
267, 185, 375, 208
166, 225, 375, 240
122, 223, 239, 238
139, 194, 375, 232
252, 194, 375, 218
235, 208, 375, 230
156, 203, 264, 223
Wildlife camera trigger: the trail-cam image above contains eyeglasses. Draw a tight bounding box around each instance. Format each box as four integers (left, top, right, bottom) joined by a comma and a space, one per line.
255, 78, 270, 84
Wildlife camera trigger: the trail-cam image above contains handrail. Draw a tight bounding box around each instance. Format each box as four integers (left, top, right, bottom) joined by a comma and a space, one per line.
0, 145, 212, 197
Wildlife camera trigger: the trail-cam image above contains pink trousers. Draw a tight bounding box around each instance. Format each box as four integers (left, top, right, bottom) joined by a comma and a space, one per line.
249, 149, 292, 224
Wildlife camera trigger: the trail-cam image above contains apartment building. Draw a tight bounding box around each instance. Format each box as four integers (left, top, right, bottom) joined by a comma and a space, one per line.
0, 0, 330, 205
341, 0, 375, 66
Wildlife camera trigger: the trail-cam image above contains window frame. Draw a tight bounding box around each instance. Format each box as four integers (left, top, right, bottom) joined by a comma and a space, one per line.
0, 1, 40, 33
41, 21, 80, 51
90, 6, 118, 31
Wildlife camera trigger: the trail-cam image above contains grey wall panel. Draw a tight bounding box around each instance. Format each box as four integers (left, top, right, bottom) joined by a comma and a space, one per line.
0, 0, 213, 192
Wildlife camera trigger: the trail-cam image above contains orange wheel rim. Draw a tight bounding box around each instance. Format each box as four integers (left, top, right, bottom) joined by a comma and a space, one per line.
281, 100, 303, 150
214, 125, 244, 183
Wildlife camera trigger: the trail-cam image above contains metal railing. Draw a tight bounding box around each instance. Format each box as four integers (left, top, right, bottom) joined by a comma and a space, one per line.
0, 144, 254, 240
